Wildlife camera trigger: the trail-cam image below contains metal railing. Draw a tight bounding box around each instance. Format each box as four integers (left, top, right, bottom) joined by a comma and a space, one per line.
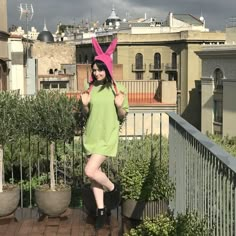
168, 111, 236, 236
149, 63, 164, 71
117, 80, 159, 104
131, 64, 146, 72
165, 63, 178, 71
67, 80, 160, 104
3, 110, 236, 235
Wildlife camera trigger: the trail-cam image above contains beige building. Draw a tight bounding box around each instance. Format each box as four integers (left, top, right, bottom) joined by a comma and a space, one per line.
0, 0, 10, 91
198, 26, 236, 137
8, 36, 25, 93
7, 26, 77, 94
32, 40, 77, 92
76, 13, 225, 129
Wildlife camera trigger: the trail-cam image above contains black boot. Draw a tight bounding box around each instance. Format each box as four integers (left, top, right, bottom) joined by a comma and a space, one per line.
95, 208, 106, 230
104, 183, 121, 210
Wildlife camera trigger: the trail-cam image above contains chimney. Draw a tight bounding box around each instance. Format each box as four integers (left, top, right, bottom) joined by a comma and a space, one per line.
169, 12, 173, 27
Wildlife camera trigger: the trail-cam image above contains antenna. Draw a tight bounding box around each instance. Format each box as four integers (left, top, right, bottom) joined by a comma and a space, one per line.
18, 3, 34, 95
18, 3, 34, 21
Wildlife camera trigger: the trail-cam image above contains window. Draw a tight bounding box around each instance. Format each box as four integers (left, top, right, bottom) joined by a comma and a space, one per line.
41, 81, 68, 90
135, 53, 143, 69
152, 53, 162, 80
84, 55, 88, 63
59, 82, 67, 89
214, 100, 223, 123
42, 83, 50, 89
51, 83, 58, 89
172, 52, 177, 69
78, 55, 82, 63
136, 73, 143, 80
213, 68, 223, 90
91, 55, 95, 62
154, 53, 161, 69
135, 53, 143, 80
168, 72, 177, 81
153, 72, 161, 80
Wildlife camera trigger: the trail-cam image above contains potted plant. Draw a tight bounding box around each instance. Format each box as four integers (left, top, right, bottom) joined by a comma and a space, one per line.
0, 91, 21, 217
124, 210, 213, 236
118, 134, 175, 220
32, 90, 76, 217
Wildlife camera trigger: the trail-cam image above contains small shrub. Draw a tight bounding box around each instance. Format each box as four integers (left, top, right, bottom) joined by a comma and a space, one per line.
118, 135, 175, 201
124, 210, 213, 236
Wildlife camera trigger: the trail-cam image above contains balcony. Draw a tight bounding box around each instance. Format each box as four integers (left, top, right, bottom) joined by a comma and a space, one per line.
131, 64, 146, 72
165, 63, 178, 72
0, 109, 235, 235
149, 63, 164, 72
118, 80, 159, 105
67, 80, 177, 106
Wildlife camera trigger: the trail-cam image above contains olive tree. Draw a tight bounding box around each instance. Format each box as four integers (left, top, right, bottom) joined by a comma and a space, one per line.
0, 91, 21, 192
32, 90, 76, 191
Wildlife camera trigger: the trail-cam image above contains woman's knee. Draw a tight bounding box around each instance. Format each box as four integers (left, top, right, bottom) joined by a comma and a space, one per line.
84, 165, 95, 179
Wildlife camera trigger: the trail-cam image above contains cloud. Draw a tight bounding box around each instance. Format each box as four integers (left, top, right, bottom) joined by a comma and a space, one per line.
7, 0, 236, 33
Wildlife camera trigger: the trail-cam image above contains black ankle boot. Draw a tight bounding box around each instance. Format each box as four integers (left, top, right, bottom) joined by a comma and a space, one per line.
95, 208, 106, 230
104, 183, 121, 210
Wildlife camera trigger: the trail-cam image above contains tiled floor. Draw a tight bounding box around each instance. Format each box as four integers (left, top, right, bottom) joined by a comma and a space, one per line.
0, 207, 129, 236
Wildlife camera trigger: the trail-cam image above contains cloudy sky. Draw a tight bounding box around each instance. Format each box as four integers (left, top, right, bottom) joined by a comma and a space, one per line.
7, 0, 236, 33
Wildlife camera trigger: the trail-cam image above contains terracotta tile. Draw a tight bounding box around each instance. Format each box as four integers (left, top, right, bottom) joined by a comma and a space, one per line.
0, 208, 122, 236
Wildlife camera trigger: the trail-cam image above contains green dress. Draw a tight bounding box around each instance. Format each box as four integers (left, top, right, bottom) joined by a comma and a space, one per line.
83, 82, 129, 157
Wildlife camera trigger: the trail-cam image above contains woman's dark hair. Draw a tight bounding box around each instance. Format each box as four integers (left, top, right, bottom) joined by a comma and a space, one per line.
91, 60, 112, 83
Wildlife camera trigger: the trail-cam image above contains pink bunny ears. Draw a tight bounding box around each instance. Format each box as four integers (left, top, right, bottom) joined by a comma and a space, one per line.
91, 37, 117, 81
92, 37, 118, 57
88, 37, 119, 94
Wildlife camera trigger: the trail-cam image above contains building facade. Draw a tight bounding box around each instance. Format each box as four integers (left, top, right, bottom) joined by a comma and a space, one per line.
198, 26, 236, 137
0, 0, 10, 91
32, 40, 77, 92
76, 29, 225, 129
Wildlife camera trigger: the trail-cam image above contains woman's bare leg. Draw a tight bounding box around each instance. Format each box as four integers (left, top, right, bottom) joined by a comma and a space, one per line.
85, 154, 114, 208
90, 180, 104, 209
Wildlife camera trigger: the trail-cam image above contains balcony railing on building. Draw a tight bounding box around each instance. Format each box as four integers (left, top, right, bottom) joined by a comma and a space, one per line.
118, 80, 159, 104
165, 63, 178, 71
149, 63, 164, 72
132, 64, 146, 72
67, 80, 177, 106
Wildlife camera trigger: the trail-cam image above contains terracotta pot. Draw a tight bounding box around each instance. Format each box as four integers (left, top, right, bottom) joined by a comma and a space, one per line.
0, 185, 20, 217
35, 186, 71, 217
122, 198, 168, 220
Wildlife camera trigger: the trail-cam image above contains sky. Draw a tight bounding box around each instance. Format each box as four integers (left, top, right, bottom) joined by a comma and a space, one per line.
7, 0, 236, 33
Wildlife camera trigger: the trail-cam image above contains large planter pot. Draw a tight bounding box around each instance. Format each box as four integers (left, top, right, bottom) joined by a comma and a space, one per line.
122, 199, 168, 220
35, 185, 71, 217
0, 185, 20, 217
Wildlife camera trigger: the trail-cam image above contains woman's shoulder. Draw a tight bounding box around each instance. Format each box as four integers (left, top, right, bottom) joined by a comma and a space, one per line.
116, 82, 127, 93
83, 79, 91, 91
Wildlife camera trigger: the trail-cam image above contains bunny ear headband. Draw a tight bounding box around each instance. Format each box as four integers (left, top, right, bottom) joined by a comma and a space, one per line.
88, 37, 119, 94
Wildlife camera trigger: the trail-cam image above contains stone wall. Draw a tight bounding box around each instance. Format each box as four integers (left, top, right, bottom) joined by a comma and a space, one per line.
32, 41, 76, 75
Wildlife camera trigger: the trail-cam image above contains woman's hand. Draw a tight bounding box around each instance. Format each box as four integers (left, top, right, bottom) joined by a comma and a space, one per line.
81, 91, 91, 114
115, 92, 126, 120
114, 91, 124, 109
81, 91, 91, 107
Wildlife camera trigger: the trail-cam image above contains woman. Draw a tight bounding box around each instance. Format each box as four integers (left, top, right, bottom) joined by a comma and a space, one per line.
80, 37, 129, 230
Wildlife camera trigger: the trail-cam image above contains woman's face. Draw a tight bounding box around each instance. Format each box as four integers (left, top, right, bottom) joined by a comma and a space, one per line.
92, 63, 106, 81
